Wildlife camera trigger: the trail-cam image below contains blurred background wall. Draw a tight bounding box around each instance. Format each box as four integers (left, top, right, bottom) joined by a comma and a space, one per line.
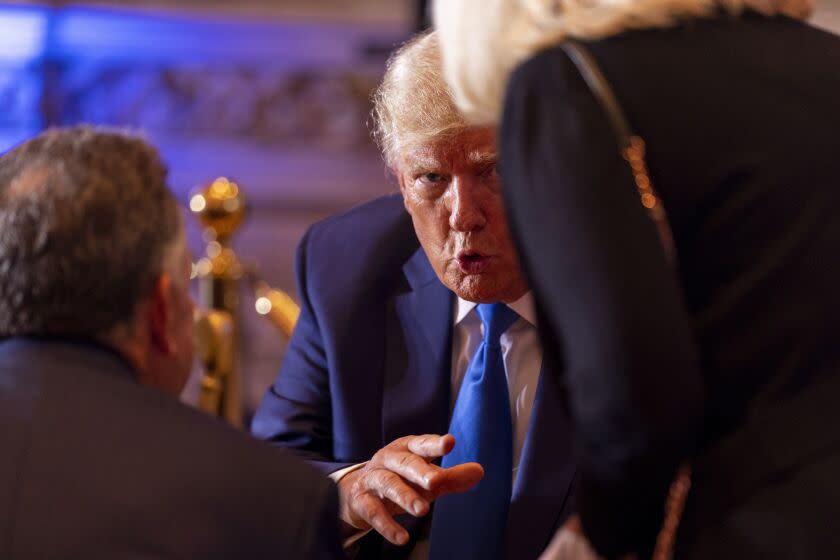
0, 0, 836, 421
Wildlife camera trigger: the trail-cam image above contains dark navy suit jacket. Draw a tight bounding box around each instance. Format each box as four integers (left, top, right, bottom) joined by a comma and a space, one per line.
0, 337, 342, 560
252, 194, 577, 559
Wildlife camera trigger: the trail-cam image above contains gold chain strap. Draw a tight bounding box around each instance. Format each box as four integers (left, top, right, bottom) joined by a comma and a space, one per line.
624, 136, 690, 560
623, 136, 676, 262
652, 464, 693, 560
561, 40, 691, 560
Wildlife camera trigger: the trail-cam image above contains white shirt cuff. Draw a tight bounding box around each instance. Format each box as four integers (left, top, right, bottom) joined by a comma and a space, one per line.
329, 462, 367, 483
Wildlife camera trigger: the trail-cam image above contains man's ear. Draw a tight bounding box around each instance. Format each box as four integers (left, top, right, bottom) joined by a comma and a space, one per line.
148, 273, 175, 355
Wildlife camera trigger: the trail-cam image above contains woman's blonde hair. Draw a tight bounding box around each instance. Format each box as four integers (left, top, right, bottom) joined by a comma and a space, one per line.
371, 31, 467, 168
433, 0, 814, 124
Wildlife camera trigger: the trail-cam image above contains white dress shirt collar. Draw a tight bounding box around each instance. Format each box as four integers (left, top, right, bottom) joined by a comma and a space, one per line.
454, 291, 537, 327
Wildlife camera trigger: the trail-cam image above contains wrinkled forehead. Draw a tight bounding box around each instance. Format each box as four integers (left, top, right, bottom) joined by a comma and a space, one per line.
397, 126, 497, 173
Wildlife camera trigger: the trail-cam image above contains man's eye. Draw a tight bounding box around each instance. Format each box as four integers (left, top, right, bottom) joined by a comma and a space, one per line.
420, 173, 444, 184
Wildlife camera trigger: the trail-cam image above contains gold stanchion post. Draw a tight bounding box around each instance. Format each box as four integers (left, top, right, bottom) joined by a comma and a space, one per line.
190, 177, 246, 427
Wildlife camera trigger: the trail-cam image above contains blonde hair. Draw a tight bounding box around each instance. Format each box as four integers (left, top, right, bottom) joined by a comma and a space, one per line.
372, 31, 467, 168
433, 0, 814, 124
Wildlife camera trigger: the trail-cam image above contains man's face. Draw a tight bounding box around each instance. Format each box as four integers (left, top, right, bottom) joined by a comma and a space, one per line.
397, 127, 528, 303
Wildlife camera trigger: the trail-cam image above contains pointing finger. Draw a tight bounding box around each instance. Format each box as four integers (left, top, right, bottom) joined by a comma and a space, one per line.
381, 450, 443, 490
405, 433, 455, 458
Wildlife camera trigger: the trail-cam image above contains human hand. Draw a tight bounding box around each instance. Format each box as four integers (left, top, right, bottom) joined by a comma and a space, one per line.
539, 516, 637, 560
338, 433, 483, 545
539, 516, 602, 560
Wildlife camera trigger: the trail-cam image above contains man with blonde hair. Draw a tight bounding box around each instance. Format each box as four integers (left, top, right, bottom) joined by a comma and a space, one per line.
253, 32, 576, 560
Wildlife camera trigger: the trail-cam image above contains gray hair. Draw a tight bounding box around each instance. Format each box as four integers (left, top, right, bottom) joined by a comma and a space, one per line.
371, 30, 467, 168
0, 125, 183, 339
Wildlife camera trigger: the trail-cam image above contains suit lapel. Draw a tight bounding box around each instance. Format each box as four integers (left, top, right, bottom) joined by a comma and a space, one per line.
505, 361, 577, 559
376, 248, 453, 560
382, 247, 454, 446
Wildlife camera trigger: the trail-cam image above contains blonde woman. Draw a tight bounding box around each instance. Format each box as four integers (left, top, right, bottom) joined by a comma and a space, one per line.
435, 0, 840, 558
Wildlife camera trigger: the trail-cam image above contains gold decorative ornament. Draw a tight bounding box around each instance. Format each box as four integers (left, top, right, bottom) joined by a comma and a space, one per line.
194, 308, 235, 417
190, 177, 300, 426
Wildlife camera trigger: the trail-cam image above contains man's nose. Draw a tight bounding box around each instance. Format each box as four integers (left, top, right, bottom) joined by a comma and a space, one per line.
448, 177, 486, 232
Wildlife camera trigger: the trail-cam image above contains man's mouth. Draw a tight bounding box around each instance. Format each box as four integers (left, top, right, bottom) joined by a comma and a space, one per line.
456, 252, 490, 274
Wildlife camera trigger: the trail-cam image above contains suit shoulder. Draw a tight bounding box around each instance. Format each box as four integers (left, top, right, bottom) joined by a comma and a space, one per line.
299, 194, 418, 280
1, 342, 339, 559
140, 394, 339, 535
108, 380, 338, 509
306, 193, 411, 246
36, 355, 330, 490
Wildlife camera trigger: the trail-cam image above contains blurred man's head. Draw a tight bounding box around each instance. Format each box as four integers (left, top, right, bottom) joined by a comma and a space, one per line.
372, 31, 528, 303
0, 126, 194, 395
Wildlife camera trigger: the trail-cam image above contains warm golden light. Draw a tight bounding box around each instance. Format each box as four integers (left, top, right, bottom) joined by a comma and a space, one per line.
191, 177, 246, 242
207, 241, 222, 258
189, 193, 207, 213
195, 257, 213, 276
255, 296, 272, 315
211, 177, 230, 195
223, 197, 240, 212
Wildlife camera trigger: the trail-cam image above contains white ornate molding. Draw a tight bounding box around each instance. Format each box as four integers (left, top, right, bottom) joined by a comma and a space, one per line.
0, 3, 405, 207
45, 5, 405, 66
9, 0, 412, 26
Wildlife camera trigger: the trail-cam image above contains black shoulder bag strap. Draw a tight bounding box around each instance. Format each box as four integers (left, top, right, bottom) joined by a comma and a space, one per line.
559, 40, 676, 263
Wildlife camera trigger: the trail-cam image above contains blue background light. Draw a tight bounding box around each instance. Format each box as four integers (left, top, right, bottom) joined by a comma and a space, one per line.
0, 2, 402, 202
0, 6, 47, 61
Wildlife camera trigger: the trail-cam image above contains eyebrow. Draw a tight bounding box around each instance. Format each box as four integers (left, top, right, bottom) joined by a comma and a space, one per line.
404, 158, 442, 176
402, 149, 497, 176
468, 151, 497, 166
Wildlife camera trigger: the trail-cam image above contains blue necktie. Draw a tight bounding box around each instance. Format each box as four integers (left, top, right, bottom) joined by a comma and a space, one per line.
429, 303, 520, 560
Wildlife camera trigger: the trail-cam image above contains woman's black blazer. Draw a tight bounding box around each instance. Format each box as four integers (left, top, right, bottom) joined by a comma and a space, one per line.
501, 11, 840, 557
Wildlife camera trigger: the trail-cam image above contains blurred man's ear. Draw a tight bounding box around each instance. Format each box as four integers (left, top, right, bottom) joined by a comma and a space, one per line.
148, 273, 175, 355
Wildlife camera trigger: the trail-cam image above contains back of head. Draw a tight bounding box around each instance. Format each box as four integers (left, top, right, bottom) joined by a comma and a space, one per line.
372, 30, 468, 169
0, 126, 182, 341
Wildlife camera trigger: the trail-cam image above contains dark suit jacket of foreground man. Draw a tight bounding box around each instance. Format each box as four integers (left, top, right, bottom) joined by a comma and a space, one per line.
0, 337, 343, 560
252, 194, 577, 560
